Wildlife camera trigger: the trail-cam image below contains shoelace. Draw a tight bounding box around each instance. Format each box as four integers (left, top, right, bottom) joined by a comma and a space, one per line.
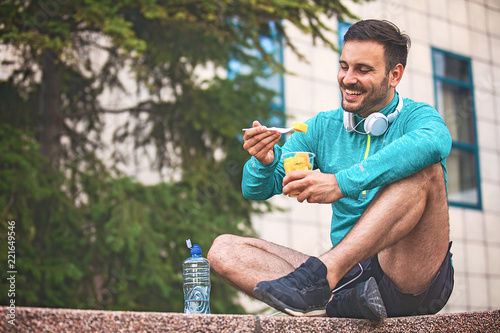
281, 263, 319, 290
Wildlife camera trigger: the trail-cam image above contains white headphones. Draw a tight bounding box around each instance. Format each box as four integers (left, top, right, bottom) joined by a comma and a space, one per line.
343, 95, 404, 136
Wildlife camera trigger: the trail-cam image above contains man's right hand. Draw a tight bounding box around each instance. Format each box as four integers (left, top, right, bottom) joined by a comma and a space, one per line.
243, 120, 282, 165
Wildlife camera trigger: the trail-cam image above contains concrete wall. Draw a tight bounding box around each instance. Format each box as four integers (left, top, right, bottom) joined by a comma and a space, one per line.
2, 307, 499, 332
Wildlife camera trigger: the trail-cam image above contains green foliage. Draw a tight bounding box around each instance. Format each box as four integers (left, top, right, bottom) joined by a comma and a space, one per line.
0, 124, 250, 312
77, 175, 251, 313
0, 0, 369, 313
0, 125, 86, 306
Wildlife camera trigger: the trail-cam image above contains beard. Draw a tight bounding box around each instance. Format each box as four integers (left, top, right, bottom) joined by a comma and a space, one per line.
341, 75, 391, 116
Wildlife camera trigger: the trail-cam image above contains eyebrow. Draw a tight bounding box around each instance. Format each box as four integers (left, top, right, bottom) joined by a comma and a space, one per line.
339, 60, 376, 71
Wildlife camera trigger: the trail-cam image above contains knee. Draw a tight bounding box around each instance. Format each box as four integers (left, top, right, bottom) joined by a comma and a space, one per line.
418, 163, 448, 197
378, 163, 446, 205
419, 163, 444, 183
403, 163, 445, 190
207, 234, 237, 272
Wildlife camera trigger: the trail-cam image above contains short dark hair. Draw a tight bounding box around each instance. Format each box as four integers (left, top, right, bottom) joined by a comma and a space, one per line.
344, 19, 411, 72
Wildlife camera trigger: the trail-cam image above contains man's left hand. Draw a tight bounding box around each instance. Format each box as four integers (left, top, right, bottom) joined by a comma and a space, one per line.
282, 171, 344, 204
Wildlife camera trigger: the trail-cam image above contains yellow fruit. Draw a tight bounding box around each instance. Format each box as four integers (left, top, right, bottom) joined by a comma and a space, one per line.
283, 152, 313, 196
283, 153, 310, 173
294, 152, 310, 164
292, 122, 308, 133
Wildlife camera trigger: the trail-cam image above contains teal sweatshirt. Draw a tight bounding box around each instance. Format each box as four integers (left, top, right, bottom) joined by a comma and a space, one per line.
241, 93, 452, 246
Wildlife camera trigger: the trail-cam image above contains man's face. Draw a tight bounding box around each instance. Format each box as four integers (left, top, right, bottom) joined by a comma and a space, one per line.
338, 40, 394, 118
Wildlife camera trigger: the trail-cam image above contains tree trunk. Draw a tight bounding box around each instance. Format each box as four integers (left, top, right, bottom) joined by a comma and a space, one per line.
39, 50, 62, 167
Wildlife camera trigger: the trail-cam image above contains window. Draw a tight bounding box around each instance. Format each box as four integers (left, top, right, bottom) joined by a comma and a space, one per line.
432, 48, 482, 209
338, 21, 352, 51
228, 21, 284, 127
338, 21, 352, 106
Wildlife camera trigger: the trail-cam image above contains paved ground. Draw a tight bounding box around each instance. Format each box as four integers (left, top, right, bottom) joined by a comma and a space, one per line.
1, 306, 499, 332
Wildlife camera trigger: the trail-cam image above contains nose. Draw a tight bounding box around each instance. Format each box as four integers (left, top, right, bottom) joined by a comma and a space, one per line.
340, 67, 357, 86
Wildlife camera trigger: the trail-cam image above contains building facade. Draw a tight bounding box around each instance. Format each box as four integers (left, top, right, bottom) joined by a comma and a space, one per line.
246, 0, 500, 314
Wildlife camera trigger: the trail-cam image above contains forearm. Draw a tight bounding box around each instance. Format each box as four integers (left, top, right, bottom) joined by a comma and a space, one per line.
336, 125, 452, 199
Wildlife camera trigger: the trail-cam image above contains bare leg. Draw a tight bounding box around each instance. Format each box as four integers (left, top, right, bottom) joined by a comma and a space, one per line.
208, 234, 310, 296
321, 163, 450, 293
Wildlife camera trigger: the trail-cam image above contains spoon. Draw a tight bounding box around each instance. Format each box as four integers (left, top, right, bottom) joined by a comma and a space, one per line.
241, 126, 294, 134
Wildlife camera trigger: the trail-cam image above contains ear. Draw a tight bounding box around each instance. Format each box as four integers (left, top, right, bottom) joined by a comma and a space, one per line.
389, 63, 404, 88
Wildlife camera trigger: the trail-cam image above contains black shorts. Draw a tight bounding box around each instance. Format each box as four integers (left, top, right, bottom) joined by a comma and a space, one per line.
333, 242, 454, 317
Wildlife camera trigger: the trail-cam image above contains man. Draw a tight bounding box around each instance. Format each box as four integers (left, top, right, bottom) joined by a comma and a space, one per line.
208, 19, 454, 319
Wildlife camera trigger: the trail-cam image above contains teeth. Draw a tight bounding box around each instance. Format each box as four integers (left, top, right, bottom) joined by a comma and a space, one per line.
346, 89, 362, 95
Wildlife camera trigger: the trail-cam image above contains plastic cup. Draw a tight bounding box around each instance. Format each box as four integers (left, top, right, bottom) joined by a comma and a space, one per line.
282, 152, 315, 196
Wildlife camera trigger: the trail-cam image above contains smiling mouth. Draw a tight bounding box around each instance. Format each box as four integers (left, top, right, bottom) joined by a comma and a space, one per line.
346, 89, 362, 95
344, 89, 364, 100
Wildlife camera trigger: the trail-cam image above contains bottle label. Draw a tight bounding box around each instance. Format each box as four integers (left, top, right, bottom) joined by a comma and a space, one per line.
184, 285, 210, 314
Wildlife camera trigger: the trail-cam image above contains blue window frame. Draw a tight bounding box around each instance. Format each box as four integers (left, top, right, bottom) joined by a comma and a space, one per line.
338, 21, 352, 51
338, 21, 352, 106
432, 48, 482, 209
228, 22, 285, 127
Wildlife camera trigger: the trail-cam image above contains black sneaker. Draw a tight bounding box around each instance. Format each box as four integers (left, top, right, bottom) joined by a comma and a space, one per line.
326, 277, 387, 320
253, 257, 331, 316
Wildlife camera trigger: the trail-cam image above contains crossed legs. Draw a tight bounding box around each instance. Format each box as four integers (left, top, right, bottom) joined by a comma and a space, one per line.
208, 163, 450, 304
207, 233, 309, 296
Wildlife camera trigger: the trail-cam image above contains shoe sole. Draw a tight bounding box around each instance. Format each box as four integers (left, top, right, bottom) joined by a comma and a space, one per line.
253, 287, 327, 317
359, 277, 387, 320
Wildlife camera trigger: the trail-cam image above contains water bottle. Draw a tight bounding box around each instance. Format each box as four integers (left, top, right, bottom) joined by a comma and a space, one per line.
183, 240, 211, 314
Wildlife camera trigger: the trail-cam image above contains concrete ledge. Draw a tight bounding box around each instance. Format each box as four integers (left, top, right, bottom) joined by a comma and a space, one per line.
1, 306, 499, 332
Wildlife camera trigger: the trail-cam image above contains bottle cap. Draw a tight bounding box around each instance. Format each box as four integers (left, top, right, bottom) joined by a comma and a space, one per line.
191, 244, 202, 256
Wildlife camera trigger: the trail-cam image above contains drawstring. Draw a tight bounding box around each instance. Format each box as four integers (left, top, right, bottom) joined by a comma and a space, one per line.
362, 135, 371, 198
